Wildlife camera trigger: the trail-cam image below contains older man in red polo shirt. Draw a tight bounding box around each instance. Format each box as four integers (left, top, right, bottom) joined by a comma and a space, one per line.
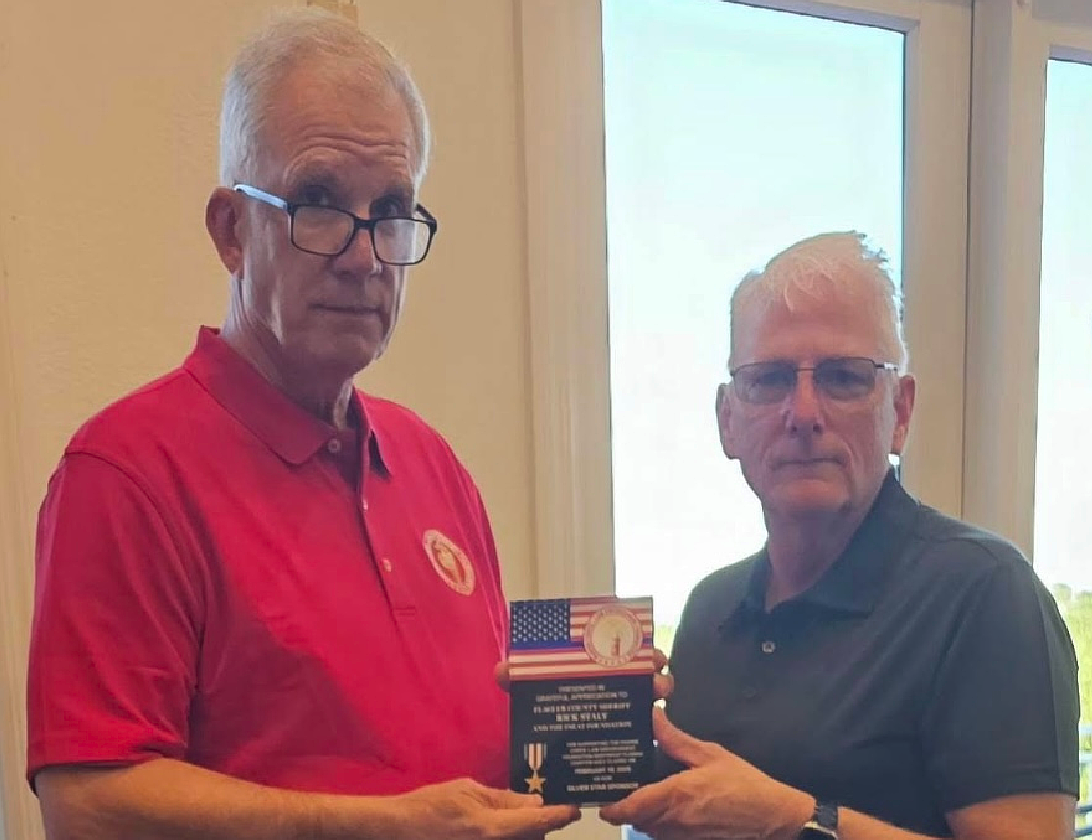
26, 9, 579, 840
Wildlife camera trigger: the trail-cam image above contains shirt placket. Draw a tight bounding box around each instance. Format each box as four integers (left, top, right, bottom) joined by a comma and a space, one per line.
357, 466, 417, 616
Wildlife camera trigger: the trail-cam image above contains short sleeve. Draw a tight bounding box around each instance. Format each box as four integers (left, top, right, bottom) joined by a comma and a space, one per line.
921, 543, 1079, 810
27, 451, 202, 786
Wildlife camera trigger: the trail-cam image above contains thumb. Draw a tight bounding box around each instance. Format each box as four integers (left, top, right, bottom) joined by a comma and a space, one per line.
653, 706, 721, 768
494, 659, 511, 691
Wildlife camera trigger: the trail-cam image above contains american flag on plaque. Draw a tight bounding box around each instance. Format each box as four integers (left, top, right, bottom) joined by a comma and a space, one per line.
508, 596, 654, 680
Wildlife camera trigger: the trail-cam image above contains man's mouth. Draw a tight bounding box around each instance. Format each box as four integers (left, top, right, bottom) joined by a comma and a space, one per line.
314, 304, 380, 316
777, 457, 839, 468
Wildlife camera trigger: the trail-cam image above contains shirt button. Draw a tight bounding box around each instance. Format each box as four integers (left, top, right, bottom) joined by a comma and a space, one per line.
327, 438, 342, 454
361, 499, 369, 511
742, 686, 758, 700
382, 558, 392, 572
760, 640, 776, 654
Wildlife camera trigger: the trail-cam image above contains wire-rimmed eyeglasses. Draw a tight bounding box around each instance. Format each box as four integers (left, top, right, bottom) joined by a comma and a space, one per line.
729, 356, 899, 405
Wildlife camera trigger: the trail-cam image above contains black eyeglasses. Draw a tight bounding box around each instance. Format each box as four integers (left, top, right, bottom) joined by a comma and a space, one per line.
234, 184, 438, 266
729, 356, 899, 405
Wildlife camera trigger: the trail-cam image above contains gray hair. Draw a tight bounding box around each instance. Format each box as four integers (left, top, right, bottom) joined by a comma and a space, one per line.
728, 231, 908, 371
218, 7, 431, 186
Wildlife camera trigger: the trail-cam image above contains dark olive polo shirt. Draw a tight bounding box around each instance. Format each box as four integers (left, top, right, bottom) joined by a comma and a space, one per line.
663, 472, 1079, 837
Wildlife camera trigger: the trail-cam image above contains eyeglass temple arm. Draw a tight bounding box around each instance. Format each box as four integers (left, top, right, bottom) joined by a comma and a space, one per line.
233, 184, 289, 211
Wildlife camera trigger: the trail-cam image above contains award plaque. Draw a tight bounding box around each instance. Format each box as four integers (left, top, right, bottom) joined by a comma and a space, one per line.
508, 596, 655, 805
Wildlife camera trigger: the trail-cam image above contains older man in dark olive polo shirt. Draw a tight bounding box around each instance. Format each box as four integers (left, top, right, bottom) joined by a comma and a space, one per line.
600, 232, 1078, 840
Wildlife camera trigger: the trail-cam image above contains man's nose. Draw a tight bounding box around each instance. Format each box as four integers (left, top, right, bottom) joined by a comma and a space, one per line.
783, 370, 824, 435
334, 226, 382, 277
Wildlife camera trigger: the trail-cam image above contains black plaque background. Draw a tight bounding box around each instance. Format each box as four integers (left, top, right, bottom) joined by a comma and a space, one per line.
509, 674, 654, 805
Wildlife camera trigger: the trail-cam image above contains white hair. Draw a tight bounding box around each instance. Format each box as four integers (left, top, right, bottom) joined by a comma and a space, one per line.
218, 7, 431, 186
728, 231, 908, 371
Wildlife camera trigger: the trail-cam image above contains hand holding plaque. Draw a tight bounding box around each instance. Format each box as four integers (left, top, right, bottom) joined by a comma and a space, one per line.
507, 596, 655, 805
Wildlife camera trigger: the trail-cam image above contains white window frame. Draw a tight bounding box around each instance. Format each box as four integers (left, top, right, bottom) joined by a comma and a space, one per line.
963, 0, 1092, 558
518, 0, 973, 611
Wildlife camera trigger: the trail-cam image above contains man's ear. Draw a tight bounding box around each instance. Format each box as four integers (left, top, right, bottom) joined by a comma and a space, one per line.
716, 383, 736, 460
890, 374, 916, 455
206, 187, 245, 278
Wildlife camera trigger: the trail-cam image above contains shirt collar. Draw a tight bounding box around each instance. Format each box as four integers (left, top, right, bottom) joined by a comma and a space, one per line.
732, 469, 920, 622
183, 326, 390, 473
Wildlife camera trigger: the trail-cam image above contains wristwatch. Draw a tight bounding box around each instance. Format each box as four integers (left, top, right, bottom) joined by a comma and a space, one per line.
798, 800, 838, 839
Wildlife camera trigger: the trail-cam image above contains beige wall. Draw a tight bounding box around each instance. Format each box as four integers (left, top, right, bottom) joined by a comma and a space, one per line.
0, 1, 537, 837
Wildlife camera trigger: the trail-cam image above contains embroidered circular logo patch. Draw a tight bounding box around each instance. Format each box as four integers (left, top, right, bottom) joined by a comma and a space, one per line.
422, 530, 476, 595
583, 605, 643, 667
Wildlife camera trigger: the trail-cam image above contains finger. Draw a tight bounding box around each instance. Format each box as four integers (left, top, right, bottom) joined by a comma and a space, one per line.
652, 707, 720, 768
481, 786, 545, 808
653, 671, 674, 702
652, 647, 669, 672
494, 660, 511, 690
489, 803, 581, 837
598, 784, 664, 827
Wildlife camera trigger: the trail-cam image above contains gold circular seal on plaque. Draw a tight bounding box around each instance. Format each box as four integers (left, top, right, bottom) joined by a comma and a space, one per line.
583, 605, 643, 667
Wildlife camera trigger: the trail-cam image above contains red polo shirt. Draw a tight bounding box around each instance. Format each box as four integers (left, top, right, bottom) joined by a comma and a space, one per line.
27, 327, 510, 794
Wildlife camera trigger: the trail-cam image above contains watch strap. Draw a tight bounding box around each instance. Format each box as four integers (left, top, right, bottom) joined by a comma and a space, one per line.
799, 800, 838, 839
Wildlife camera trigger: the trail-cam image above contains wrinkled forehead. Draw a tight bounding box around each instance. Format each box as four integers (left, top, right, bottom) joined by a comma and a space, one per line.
258, 59, 417, 174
